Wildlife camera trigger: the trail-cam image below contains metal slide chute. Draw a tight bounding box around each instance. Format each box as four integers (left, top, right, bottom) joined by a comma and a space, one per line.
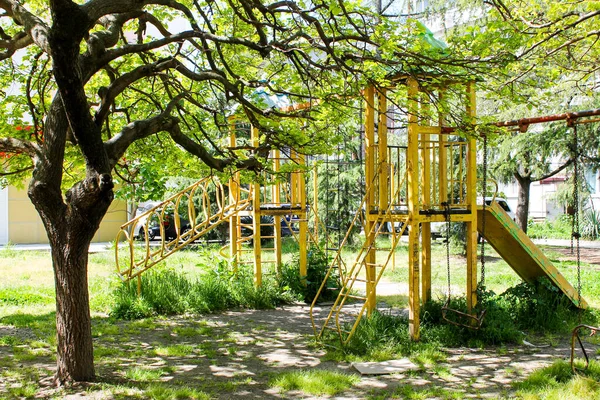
477, 201, 587, 309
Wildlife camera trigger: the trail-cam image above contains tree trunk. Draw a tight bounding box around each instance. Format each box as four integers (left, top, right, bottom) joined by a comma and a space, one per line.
51, 229, 95, 383
515, 174, 532, 233
29, 174, 113, 384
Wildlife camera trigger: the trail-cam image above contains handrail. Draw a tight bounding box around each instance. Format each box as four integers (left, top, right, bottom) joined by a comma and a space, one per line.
115, 176, 251, 281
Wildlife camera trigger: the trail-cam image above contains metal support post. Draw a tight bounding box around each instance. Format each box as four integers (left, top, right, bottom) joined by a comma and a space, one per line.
407, 77, 421, 340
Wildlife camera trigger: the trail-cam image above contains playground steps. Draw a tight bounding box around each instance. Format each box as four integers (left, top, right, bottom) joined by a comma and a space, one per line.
477, 202, 587, 309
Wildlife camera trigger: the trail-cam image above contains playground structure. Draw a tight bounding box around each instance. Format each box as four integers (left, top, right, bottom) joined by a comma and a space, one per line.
308, 76, 588, 343
115, 115, 313, 290
115, 77, 593, 344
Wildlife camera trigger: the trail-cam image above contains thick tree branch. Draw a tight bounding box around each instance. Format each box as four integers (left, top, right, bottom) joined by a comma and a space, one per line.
94, 58, 178, 125
534, 158, 574, 183
0, 0, 50, 53
104, 95, 183, 167
0, 137, 41, 158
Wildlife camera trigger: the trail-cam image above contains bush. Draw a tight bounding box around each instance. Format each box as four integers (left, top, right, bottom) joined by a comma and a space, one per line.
279, 248, 339, 303
338, 278, 584, 359
527, 215, 572, 239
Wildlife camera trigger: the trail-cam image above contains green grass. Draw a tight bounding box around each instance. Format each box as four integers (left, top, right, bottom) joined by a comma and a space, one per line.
513, 359, 600, 399
270, 369, 360, 396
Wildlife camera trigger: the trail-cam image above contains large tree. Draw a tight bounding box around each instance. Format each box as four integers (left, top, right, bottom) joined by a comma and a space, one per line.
440, 0, 600, 231
0, 0, 468, 384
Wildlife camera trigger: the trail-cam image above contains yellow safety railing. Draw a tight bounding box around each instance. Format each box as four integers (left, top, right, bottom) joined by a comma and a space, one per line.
115, 176, 251, 281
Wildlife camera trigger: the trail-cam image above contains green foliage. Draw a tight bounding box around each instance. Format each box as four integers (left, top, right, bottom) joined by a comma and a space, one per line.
514, 359, 600, 399
527, 215, 572, 239
341, 278, 585, 360
313, 156, 363, 246
279, 248, 339, 303
581, 209, 600, 240
423, 279, 583, 346
110, 263, 297, 320
501, 277, 579, 332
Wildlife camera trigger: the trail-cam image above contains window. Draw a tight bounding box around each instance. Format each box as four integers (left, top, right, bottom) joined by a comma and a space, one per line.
585, 168, 598, 194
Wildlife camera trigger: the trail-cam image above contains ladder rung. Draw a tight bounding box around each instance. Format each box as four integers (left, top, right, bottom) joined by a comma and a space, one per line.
364, 262, 383, 268
345, 294, 367, 301
352, 278, 373, 284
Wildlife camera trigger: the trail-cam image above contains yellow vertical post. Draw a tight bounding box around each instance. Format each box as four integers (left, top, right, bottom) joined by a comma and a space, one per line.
378, 89, 388, 211
251, 125, 262, 286
313, 165, 319, 239
438, 90, 447, 204
465, 82, 478, 314
420, 95, 432, 304
273, 150, 282, 274
298, 151, 308, 283
228, 118, 240, 269
364, 86, 377, 315
407, 77, 421, 340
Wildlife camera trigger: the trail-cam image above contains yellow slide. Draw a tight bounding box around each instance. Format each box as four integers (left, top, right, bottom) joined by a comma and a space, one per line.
477, 202, 587, 309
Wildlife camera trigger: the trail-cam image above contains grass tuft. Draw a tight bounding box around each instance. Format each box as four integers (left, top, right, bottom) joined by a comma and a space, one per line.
270, 369, 359, 396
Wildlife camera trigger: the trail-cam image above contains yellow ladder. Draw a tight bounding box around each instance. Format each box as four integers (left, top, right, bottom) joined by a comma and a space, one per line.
310, 166, 406, 345
115, 177, 250, 281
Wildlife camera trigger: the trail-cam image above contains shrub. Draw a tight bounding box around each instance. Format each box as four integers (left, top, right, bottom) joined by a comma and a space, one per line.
338, 278, 584, 360
279, 248, 339, 303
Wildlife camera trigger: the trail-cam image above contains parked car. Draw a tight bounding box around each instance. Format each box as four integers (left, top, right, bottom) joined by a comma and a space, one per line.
239, 214, 300, 241
134, 202, 191, 241
147, 213, 191, 241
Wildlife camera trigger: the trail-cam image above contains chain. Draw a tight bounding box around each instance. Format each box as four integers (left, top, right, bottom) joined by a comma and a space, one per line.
480, 134, 488, 289
443, 201, 451, 300
571, 122, 582, 312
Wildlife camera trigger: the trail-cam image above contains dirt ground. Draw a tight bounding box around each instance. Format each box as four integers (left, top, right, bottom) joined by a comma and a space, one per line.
548, 246, 600, 265
3, 303, 594, 400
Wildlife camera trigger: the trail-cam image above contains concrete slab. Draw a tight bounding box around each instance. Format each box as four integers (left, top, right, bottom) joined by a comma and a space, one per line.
352, 358, 418, 375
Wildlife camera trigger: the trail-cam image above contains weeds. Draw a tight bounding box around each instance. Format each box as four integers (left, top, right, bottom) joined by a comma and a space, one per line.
514, 359, 600, 399
279, 247, 339, 303
336, 277, 595, 361
110, 262, 297, 319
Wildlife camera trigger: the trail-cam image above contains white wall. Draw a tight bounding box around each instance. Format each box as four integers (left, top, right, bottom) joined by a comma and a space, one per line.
0, 187, 7, 245
498, 179, 563, 221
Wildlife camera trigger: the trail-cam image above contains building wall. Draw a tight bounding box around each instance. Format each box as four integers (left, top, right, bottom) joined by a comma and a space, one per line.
0, 187, 8, 245
7, 185, 127, 244
498, 180, 563, 221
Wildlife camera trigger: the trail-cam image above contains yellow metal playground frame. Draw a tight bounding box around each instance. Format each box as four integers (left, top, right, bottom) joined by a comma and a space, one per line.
115, 114, 313, 291
310, 77, 479, 342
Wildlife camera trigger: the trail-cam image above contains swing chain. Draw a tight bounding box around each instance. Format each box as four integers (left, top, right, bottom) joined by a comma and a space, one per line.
443, 201, 451, 299
570, 121, 582, 308
480, 134, 488, 289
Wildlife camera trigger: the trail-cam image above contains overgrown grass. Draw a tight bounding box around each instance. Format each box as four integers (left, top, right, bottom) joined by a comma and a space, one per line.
333, 278, 598, 363
514, 359, 600, 399
270, 369, 360, 396
110, 264, 298, 319
528, 216, 573, 240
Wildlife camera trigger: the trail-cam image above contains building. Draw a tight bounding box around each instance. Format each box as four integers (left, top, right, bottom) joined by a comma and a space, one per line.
0, 184, 127, 245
